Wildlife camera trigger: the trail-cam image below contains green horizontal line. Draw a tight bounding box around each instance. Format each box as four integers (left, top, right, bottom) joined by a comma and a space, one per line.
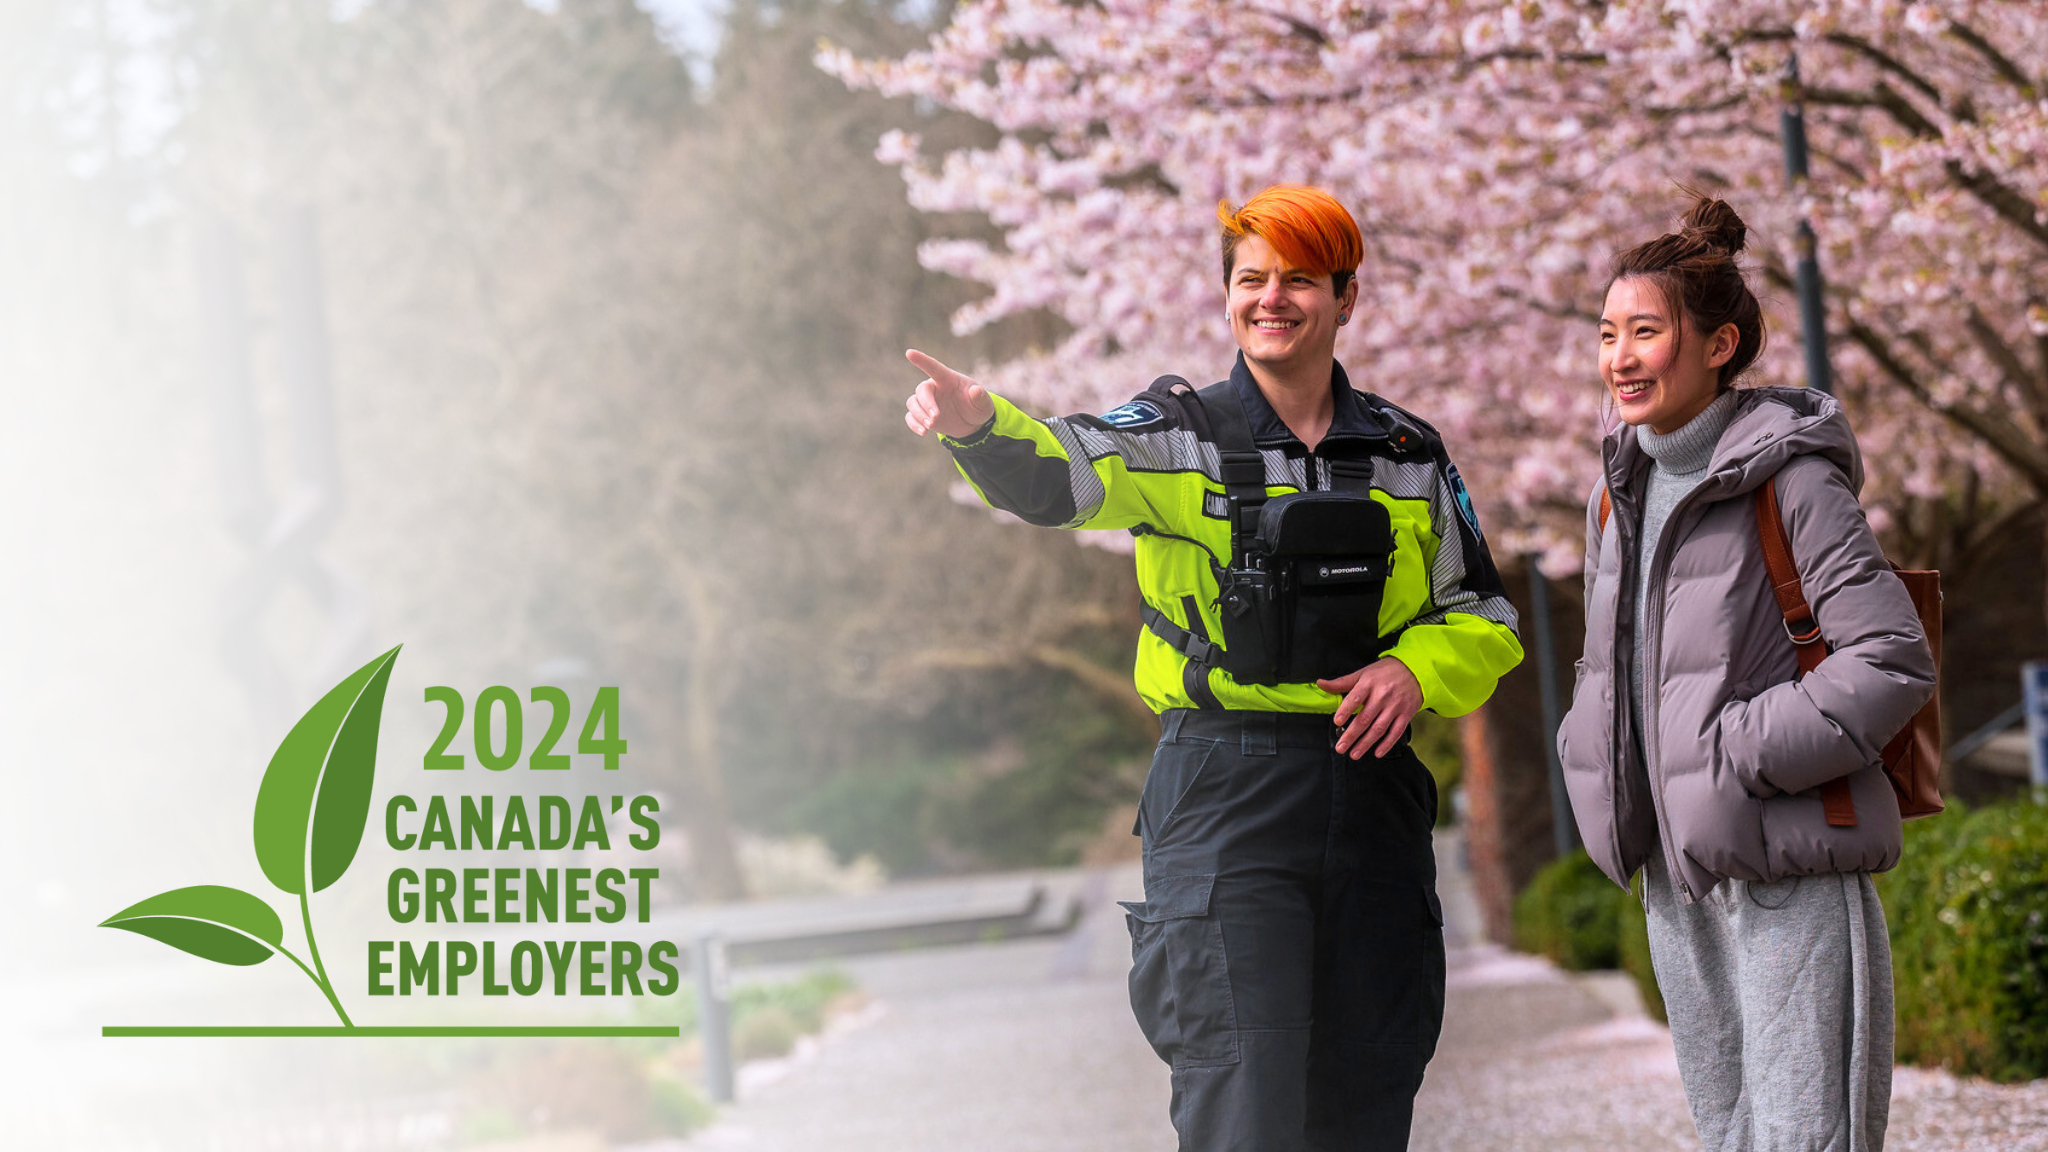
103, 1026, 680, 1038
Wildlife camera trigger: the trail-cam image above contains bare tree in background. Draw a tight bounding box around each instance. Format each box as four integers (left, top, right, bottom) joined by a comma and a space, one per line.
136, 0, 1151, 893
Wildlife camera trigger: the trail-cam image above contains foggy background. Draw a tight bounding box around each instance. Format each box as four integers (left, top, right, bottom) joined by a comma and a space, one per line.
0, 0, 1177, 1143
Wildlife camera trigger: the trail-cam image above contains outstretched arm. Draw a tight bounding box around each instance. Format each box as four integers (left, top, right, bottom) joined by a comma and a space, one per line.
900, 348, 1181, 531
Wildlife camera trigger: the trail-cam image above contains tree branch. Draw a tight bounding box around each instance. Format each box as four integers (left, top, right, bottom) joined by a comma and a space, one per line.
904, 642, 1155, 734
1964, 304, 2048, 420
2036, 298, 2048, 406
1026, 644, 1156, 733
1738, 122, 1865, 182
1842, 317, 2048, 491
1246, 5, 1327, 47
1942, 158, 2048, 250
1799, 85, 2048, 250
1955, 494, 2046, 583
1642, 94, 1748, 119
1822, 32, 1944, 105
1800, 81, 1940, 138
1945, 19, 2040, 98
1491, 283, 1598, 324
1390, 48, 1608, 67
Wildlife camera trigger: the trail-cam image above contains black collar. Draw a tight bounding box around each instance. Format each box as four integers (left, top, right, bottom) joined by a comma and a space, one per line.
1227, 352, 1392, 450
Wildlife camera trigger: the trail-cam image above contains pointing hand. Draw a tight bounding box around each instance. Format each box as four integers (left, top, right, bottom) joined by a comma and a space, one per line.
904, 349, 996, 440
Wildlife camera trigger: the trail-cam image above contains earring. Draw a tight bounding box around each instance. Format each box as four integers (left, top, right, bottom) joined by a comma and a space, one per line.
1339, 313, 1349, 323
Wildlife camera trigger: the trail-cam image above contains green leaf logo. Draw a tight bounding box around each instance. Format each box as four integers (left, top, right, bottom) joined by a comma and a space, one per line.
100, 885, 284, 966
254, 645, 400, 895
99, 645, 402, 1026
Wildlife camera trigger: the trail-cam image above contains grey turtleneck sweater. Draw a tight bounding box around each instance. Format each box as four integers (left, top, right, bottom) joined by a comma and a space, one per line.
1631, 388, 1739, 736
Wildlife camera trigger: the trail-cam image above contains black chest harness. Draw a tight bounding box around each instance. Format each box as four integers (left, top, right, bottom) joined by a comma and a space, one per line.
1135, 378, 1400, 706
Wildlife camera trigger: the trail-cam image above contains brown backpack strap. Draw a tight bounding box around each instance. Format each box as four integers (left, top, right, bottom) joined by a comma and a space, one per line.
1755, 477, 1857, 827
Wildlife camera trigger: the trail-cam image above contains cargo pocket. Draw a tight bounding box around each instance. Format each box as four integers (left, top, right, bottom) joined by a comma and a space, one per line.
1329, 879, 1446, 1058
1119, 873, 1239, 1069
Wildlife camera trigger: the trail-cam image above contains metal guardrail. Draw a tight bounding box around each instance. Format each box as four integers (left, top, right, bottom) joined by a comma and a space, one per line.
1948, 699, 2026, 766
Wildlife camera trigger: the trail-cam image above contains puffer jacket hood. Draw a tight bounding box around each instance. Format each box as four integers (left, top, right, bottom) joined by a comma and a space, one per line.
1605, 386, 1861, 514
1560, 386, 1935, 902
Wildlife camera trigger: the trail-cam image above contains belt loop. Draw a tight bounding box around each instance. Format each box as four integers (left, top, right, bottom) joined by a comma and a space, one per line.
1160, 709, 1187, 743
1242, 712, 1277, 757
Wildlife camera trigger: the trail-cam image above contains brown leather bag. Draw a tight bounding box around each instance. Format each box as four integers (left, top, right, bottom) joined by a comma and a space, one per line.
1598, 480, 1944, 824
1752, 477, 1944, 824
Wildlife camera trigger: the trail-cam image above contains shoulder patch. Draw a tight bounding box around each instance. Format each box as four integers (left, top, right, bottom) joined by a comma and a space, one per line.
1445, 461, 1485, 542
1094, 399, 1166, 430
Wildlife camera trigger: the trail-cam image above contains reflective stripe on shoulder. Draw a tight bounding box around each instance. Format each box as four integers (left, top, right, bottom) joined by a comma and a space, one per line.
1371, 457, 1438, 501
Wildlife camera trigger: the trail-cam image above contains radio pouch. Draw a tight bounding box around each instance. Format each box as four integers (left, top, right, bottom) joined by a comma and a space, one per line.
1138, 377, 1397, 693
1252, 489, 1394, 681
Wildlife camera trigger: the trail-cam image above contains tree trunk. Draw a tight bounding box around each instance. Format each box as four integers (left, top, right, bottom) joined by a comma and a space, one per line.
674, 562, 749, 902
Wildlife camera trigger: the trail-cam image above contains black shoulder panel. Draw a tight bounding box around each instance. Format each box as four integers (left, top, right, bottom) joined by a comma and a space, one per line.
1144, 374, 1216, 441
1358, 391, 1444, 458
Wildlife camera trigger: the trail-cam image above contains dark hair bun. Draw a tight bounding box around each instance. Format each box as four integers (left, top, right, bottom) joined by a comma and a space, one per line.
1683, 197, 1748, 254
1609, 191, 1767, 387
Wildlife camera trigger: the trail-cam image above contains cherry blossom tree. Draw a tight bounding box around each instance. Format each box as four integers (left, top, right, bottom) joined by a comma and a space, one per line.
822, 1, 2048, 589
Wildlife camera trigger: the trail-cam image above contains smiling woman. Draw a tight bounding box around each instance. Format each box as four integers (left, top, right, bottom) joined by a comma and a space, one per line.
898, 184, 1523, 1151
1559, 195, 1933, 1152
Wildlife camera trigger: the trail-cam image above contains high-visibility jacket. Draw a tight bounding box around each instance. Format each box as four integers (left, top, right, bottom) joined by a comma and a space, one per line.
942, 354, 1524, 716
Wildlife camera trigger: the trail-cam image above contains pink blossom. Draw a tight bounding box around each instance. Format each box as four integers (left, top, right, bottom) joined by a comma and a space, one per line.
822, 1, 2048, 570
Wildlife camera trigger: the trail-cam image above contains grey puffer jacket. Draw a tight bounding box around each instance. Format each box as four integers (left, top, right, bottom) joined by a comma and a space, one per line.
1557, 387, 1936, 903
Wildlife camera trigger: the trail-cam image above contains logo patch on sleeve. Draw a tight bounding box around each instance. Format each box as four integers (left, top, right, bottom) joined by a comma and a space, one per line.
1095, 400, 1164, 430
1446, 462, 1485, 542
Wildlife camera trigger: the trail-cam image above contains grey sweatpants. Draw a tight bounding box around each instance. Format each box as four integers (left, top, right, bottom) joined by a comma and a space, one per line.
1641, 854, 1893, 1152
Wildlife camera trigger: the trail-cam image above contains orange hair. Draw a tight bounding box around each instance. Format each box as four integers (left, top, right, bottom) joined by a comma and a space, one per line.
1217, 185, 1363, 291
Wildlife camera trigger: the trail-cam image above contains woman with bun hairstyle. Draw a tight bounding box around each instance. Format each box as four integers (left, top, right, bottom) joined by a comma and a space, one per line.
1555, 195, 1934, 1152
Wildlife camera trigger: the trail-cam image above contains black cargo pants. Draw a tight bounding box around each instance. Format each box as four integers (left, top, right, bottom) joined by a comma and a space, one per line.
1122, 708, 1446, 1152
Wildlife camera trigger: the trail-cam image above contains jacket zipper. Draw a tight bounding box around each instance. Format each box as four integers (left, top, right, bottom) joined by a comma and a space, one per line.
1634, 479, 1730, 905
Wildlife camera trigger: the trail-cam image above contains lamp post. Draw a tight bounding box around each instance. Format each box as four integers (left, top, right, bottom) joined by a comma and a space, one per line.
1528, 559, 1578, 858
1783, 53, 1833, 396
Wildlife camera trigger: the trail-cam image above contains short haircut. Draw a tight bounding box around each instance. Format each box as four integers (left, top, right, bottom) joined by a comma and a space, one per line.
1218, 185, 1363, 297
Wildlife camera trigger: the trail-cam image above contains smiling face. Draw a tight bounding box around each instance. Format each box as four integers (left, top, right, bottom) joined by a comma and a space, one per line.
1227, 233, 1357, 380
1599, 276, 1738, 434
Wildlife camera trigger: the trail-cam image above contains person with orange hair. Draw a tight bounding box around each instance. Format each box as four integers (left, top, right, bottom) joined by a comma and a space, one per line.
902, 185, 1522, 1150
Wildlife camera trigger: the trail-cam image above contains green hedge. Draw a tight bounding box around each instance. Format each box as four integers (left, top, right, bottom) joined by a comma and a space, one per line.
1877, 798, 2048, 1082
1513, 849, 1631, 971
1519, 800, 2048, 1069
1514, 849, 1662, 1022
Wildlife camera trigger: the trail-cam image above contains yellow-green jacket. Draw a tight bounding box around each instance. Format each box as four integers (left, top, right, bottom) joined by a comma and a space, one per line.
942, 355, 1524, 716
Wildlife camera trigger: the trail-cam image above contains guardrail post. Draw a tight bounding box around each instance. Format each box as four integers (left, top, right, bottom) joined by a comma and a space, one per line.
694, 930, 734, 1103
2024, 661, 2048, 790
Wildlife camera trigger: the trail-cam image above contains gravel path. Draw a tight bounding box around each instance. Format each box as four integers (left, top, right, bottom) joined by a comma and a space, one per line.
676, 838, 2048, 1152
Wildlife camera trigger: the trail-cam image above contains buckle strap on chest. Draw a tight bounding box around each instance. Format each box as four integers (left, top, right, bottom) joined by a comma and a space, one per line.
1140, 599, 1226, 710
1140, 602, 1219, 668
1327, 458, 1375, 493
